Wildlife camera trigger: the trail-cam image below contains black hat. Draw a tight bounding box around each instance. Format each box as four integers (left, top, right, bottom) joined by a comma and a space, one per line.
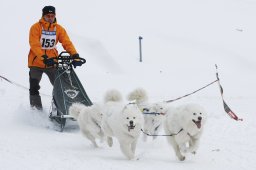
42, 6, 55, 16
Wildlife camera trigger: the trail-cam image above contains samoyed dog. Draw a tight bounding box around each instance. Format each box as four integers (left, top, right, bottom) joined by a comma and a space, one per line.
142, 102, 167, 141
69, 103, 104, 147
164, 103, 207, 161
127, 88, 167, 141
101, 89, 143, 160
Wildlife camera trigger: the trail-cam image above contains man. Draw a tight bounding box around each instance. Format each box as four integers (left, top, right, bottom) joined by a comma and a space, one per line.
28, 6, 82, 110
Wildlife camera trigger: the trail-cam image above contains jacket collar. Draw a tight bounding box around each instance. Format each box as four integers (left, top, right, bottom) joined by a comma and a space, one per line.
39, 17, 57, 30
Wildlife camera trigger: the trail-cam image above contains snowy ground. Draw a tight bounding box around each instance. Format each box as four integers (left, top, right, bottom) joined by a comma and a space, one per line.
1, 0, 256, 170
0, 79, 255, 170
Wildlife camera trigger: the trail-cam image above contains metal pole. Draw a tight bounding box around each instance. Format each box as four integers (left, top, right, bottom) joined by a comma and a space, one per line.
139, 36, 143, 62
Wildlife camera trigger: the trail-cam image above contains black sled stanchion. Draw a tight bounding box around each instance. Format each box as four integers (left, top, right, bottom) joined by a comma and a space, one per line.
49, 51, 93, 131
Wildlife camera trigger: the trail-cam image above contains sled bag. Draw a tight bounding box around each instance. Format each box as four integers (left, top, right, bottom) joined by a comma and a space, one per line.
53, 68, 92, 115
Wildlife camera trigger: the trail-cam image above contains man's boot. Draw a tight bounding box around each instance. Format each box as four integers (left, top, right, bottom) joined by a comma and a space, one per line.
30, 94, 43, 110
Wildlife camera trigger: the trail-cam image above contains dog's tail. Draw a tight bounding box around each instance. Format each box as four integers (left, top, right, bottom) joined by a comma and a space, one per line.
104, 89, 123, 103
69, 103, 85, 119
127, 88, 148, 104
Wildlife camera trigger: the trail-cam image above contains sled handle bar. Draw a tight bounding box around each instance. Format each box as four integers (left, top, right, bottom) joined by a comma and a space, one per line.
52, 51, 86, 66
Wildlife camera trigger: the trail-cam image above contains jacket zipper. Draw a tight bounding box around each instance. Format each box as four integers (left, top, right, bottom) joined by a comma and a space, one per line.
44, 23, 51, 56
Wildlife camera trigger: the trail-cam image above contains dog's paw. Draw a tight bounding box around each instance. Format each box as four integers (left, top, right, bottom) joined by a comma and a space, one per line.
107, 137, 113, 147
178, 156, 186, 161
92, 142, 99, 148
186, 146, 197, 154
127, 154, 135, 160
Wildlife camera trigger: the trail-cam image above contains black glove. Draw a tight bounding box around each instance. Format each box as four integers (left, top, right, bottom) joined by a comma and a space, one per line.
71, 53, 83, 68
42, 55, 48, 60
42, 55, 55, 67
72, 60, 83, 68
72, 53, 80, 59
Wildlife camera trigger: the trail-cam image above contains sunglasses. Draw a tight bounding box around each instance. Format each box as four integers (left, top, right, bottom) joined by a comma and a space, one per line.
45, 14, 55, 18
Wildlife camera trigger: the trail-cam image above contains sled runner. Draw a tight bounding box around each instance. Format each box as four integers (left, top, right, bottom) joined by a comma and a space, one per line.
48, 51, 92, 131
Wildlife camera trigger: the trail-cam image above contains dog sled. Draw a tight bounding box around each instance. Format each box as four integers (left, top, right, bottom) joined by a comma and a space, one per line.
49, 51, 92, 131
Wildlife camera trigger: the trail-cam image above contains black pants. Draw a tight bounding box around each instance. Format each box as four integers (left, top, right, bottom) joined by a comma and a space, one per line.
29, 67, 56, 109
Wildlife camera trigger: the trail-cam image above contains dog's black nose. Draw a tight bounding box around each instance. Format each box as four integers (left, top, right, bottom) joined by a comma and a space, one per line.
129, 120, 134, 125
198, 116, 202, 121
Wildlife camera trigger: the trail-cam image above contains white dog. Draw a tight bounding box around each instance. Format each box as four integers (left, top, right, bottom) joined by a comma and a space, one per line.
142, 102, 167, 141
164, 103, 207, 161
102, 89, 143, 160
127, 88, 167, 141
69, 103, 104, 147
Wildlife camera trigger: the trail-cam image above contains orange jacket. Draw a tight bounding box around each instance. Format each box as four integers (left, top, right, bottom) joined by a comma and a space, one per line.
28, 18, 77, 68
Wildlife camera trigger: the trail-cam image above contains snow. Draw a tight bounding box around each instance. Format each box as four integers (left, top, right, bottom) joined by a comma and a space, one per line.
1, 0, 256, 169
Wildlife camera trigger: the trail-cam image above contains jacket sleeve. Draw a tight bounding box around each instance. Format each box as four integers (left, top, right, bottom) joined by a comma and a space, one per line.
29, 24, 44, 58
58, 25, 77, 55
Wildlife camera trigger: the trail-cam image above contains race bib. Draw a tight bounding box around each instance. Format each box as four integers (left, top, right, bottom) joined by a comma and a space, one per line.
40, 27, 56, 49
